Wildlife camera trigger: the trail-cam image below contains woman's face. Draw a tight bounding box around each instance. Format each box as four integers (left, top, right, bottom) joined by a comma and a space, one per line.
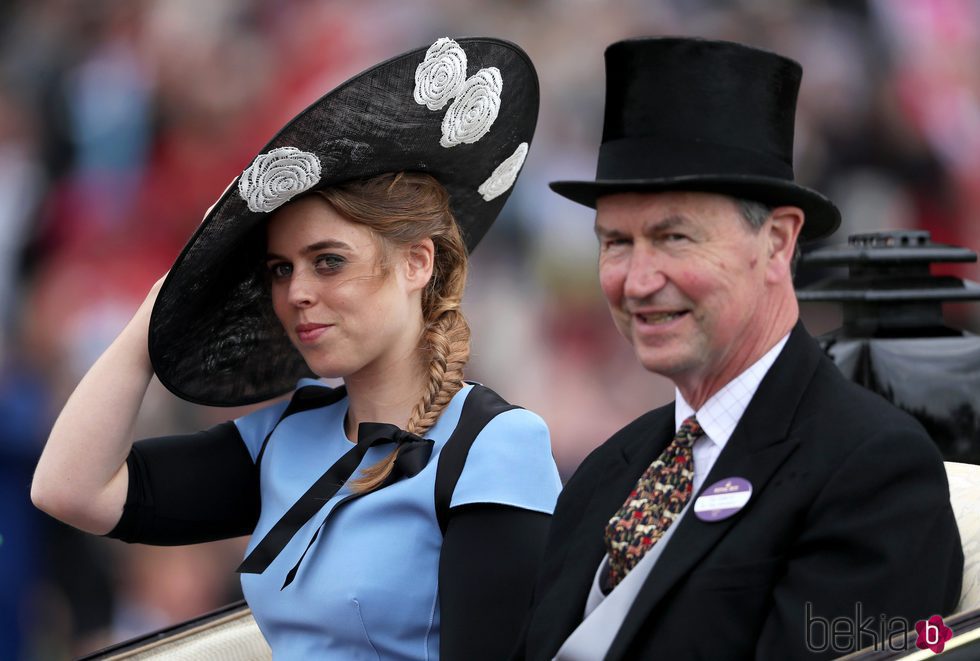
265, 195, 428, 381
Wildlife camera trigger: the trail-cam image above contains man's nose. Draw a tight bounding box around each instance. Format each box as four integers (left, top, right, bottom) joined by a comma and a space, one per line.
623, 245, 667, 300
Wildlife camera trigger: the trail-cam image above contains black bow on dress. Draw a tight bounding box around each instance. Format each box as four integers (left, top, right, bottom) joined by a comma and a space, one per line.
236, 422, 434, 588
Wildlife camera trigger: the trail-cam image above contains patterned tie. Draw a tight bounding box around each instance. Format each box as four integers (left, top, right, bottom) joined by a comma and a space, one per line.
603, 416, 704, 591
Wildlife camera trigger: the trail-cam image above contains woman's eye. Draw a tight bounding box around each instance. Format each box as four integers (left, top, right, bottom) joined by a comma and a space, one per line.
267, 262, 292, 279
314, 254, 345, 273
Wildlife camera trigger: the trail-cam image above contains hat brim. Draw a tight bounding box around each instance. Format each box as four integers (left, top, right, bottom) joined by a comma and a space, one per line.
150, 38, 538, 406
550, 174, 840, 241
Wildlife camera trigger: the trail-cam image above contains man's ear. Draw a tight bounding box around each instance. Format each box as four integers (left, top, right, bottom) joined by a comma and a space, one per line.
403, 238, 435, 293
765, 206, 804, 283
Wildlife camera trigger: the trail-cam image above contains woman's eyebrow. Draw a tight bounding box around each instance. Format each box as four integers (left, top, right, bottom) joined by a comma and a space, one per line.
266, 240, 353, 260
301, 240, 353, 254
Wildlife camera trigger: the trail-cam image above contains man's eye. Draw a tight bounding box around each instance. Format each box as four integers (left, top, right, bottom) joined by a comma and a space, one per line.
663, 233, 689, 242
602, 237, 630, 249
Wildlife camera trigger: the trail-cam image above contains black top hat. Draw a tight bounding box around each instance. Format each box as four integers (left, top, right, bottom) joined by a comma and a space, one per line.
550, 37, 840, 241
149, 37, 538, 406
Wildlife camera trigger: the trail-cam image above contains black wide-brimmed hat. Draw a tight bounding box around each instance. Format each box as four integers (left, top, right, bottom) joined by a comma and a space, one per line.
550, 37, 840, 241
149, 37, 538, 406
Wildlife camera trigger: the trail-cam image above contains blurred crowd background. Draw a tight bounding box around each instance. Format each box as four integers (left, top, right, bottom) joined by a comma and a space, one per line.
2, 0, 979, 658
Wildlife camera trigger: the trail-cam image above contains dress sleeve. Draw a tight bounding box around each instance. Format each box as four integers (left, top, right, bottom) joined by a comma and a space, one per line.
449, 407, 562, 514
234, 398, 291, 461
438, 503, 551, 661
105, 421, 261, 545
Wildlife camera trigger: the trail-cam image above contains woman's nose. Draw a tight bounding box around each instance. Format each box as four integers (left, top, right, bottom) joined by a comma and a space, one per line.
286, 273, 316, 307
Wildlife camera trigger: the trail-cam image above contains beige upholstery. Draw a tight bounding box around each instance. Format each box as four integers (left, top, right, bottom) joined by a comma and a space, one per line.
98, 606, 270, 661
946, 462, 980, 613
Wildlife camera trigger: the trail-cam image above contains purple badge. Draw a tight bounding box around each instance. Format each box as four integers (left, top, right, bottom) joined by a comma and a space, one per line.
694, 477, 752, 522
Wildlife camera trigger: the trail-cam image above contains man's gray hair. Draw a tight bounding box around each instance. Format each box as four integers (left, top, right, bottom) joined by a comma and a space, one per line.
735, 198, 773, 230
733, 197, 801, 274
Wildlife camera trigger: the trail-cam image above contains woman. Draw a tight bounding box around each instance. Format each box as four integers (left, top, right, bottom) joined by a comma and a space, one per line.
32, 38, 561, 659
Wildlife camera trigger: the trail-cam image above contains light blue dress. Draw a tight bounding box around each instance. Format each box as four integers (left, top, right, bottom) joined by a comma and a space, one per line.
234, 380, 562, 660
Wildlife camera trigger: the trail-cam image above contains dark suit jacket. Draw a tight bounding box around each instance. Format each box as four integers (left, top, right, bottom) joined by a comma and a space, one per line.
518, 323, 963, 660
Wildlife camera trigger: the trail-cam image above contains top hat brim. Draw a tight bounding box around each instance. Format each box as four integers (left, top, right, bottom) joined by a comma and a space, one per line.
549, 174, 840, 241
149, 38, 538, 407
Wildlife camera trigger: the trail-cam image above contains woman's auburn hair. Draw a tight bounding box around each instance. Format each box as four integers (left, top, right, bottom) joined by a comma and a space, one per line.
316, 172, 471, 494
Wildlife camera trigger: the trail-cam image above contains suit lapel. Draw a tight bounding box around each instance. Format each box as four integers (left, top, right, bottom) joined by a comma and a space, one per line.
606, 322, 824, 659
539, 407, 676, 657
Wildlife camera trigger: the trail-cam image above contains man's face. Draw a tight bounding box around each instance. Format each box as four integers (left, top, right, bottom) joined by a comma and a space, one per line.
595, 191, 773, 390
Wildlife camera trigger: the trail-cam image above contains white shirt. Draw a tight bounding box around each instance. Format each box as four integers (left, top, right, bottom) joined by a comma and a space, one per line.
554, 333, 790, 661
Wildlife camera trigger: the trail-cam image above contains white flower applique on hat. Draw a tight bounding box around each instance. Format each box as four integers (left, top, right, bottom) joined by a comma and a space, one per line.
238, 146, 322, 213
414, 38, 525, 200
413, 38, 504, 149
414, 37, 468, 111
440, 67, 502, 148
478, 142, 528, 201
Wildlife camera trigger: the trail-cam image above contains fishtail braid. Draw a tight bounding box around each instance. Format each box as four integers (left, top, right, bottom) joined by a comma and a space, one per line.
327, 172, 472, 494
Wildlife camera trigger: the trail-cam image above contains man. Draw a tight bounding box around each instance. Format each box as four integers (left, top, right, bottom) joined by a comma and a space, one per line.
517, 37, 963, 660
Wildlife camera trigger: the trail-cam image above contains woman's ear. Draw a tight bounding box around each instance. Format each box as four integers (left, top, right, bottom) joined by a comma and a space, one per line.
403, 238, 435, 293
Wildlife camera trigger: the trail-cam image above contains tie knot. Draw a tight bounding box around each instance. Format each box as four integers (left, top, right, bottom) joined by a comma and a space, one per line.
675, 416, 704, 447
356, 422, 428, 448
392, 428, 428, 446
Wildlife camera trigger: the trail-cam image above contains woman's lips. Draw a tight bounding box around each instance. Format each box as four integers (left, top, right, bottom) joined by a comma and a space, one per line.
295, 323, 332, 344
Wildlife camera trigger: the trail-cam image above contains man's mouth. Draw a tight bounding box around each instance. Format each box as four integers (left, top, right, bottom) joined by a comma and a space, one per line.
635, 311, 687, 324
